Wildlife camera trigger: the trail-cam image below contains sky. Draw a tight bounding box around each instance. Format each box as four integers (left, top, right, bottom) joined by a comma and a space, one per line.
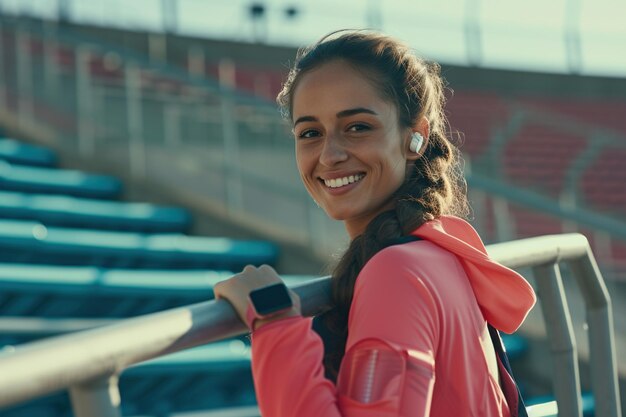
1, 0, 625, 78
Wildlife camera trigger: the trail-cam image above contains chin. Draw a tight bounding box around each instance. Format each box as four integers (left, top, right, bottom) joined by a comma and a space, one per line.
321, 206, 357, 222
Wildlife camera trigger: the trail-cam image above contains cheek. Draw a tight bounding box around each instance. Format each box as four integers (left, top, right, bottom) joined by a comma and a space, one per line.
295, 147, 316, 184
379, 147, 408, 187
295, 147, 306, 174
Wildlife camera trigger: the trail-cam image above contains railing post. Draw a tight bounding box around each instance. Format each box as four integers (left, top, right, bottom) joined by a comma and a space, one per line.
148, 32, 167, 63
569, 249, 622, 417
187, 44, 205, 78
532, 262, 583, 417
15, 27, 34, 129
164, 102, 181, 148
43, 20, 59, 101
492, 196, 515, 242
76, 45, 95, 156
125, 62, 146, 178
0, 21, 5, 113
69, 375, 122, 417
219, 58, 243, 213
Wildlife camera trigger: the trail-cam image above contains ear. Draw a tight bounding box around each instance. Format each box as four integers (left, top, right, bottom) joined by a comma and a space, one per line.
405, 116, 430, 161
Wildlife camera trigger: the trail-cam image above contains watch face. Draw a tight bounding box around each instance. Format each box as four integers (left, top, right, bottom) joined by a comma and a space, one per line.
249, 283, 293, 316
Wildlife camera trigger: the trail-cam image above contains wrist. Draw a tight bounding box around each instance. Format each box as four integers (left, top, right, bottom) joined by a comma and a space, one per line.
252, 307, 301, 331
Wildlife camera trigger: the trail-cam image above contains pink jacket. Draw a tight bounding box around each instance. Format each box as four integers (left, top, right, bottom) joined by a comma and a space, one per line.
250, 216, 536, 416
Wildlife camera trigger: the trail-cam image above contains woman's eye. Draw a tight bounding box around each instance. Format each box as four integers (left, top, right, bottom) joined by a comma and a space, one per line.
347, 123, 370, 132
298, 129, 320, 139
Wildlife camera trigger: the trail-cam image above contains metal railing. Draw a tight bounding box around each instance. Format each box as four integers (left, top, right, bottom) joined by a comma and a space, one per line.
0, 233, 621, 417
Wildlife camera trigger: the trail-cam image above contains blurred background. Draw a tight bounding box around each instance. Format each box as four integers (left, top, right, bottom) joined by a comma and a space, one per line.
0, 0, 624, 416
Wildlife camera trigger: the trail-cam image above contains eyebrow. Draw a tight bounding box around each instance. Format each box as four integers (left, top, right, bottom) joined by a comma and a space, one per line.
293, 107, 378, 127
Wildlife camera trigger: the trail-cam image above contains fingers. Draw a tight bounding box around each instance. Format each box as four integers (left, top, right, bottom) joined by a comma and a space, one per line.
258, 264, 276, 273
213, 264, 281, 301
212, 280, 227, 299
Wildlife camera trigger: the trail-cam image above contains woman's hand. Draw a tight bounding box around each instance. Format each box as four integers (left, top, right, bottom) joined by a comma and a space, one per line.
213, 264, 302, 331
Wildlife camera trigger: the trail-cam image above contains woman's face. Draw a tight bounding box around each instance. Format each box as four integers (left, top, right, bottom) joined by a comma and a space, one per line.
292, 60, 413, 238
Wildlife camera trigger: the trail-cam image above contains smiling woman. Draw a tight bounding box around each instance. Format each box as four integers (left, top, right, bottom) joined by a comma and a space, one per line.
213, 30, 536, 417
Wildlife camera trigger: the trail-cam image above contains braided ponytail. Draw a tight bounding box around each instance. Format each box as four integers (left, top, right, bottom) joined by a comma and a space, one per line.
278, 30, 469, 380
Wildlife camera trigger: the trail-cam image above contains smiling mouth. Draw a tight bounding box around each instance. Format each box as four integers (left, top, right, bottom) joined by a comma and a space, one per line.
320, 173, 366, 189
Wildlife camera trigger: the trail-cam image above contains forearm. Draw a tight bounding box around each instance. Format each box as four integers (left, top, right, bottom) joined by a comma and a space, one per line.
251, 316, 342, 417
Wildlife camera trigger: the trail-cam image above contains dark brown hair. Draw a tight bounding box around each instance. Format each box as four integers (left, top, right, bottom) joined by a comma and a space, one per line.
278, 30, 469, 380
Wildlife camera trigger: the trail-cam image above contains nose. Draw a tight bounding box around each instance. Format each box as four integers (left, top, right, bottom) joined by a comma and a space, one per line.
319, 134, 348, 167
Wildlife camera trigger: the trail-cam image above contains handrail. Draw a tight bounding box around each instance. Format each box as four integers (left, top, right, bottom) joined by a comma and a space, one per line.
0, 233, 621, 417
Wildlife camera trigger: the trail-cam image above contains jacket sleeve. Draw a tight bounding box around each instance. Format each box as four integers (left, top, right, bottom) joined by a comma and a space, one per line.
250, 247, 440, 417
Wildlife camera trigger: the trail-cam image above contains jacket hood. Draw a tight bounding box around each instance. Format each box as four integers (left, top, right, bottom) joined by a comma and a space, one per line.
412, 215, 536, 334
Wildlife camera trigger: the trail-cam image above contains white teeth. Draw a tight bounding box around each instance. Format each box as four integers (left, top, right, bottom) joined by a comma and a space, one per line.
323, 174, 364, 189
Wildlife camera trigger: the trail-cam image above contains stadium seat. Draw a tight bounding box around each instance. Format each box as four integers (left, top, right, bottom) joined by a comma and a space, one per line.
581, 147, 626, 216
503, 124, 587, 198
519, 97, 626, 136
0, 264, 307, 320
0, 138, 57, 168
447, 91, 511, 158
0, 341, 256, 417
0, 264, 309, 345
0, 160, 123, 199
0, 219, 279, 270
509, 204, 564, 239
0, 190, 192, 233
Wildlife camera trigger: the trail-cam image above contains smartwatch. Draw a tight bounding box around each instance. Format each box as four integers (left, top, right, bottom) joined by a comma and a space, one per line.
245, 282, 294, 330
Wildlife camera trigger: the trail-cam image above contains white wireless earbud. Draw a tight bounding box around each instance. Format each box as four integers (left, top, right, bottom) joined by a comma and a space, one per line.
409, 132, 424, 153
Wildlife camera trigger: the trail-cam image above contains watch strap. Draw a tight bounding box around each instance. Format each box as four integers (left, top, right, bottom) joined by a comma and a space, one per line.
245, 301, 258, 331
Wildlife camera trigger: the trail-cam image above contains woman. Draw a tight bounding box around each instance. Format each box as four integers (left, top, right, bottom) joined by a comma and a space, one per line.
213, 31, 536, 417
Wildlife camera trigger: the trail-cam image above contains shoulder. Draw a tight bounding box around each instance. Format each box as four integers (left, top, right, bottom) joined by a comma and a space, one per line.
361, 239, 460, 279
357, 239, 470, 302
348, 241, 447, 348
354, 240, 445, 295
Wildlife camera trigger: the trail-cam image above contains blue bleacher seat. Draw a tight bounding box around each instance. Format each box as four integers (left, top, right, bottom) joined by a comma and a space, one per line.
0, 190, 192, 232
121, 342, 255, 415
0, 219, 279, 270
0, 160, 122, 199
0, 264, 310, 345
0, 341, 256, 417
0, 264, 306, 318
0, 138, 57, 168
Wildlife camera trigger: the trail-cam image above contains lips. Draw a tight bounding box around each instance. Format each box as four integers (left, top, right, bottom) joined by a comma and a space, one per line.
321, 173, 366, 189
316, 172, 367, 196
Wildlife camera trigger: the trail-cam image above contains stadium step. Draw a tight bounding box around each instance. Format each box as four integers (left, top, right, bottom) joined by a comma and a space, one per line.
0, 160, 123, 199
0, 137, 58, 168
0, 263, 306, 320
0, 190, 192, 233
0, 341, 256, 417
0, 219, 279, 270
